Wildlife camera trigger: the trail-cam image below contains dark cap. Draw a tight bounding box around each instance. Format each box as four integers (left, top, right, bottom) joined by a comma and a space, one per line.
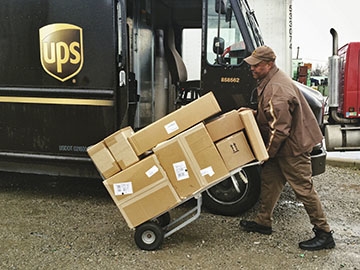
244, 46, 276, 65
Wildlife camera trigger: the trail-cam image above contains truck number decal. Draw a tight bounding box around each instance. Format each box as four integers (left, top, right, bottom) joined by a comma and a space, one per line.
220, 77, 240, 83
39, 23, 83, 82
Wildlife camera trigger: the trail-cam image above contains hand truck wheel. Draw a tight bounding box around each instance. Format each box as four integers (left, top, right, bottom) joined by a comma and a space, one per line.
134, 221, 164, 250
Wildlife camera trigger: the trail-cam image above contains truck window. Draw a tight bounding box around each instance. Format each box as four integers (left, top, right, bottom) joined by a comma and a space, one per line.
182, 28, 202, 81
206, 0, 246, 66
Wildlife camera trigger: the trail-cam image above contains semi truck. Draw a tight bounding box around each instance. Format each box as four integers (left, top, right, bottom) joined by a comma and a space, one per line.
0, 0, 326, 216
325, 28, 360, 151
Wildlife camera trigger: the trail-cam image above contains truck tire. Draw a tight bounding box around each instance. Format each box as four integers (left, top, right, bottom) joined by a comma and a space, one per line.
203, 165, 261, 216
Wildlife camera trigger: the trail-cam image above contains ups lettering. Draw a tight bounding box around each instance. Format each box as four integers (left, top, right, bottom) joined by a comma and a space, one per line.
42, 41, 81, 73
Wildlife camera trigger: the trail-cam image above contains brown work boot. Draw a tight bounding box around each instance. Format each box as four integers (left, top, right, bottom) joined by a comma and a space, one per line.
239, 220, 272, 235
299, 227, 335, 251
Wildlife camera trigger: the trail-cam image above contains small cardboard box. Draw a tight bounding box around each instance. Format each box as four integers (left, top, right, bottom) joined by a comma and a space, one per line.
87, 141, 121, 179
239, 110, 269, 162
118, 179, 180, 228
128, 92, 221, 155
205, 110, 245, 142
216, 131, 255, 171
153, 123, 229, 199
104, 126, 139, 169
103, 155, 168, 203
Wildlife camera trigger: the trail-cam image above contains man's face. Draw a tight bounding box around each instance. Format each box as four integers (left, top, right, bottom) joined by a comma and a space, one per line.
250, 61, 273, 80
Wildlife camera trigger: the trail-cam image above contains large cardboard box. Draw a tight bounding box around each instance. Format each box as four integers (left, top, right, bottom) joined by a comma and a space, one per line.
104, 126, 139, 169
216, 131, 255, 171
87, 141, 121, 179
103, 155, 180, 228
205, 110, 245, 142
118, 179, 180, 228
239, 110, 269, 162
128, 92, 221, 155
103, 155, 169, 203
153, 123, 229, 199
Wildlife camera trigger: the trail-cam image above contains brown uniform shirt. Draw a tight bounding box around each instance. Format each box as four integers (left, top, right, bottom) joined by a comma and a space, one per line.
256, 65, 323, 158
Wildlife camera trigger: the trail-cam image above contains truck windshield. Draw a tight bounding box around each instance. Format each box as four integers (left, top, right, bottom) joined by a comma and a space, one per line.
206, 0, 263, 66
236, 0, 263, 47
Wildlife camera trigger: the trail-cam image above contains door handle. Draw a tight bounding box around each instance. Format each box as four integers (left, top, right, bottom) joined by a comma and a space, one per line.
119, 70, 126, 86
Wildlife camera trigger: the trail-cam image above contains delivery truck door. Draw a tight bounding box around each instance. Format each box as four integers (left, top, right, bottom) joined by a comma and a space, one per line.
116, 0, 135, 128
201, 0, 263, 112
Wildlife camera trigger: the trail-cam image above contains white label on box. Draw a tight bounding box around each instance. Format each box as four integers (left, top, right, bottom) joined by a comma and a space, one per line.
172, 161, 189, 181
200, 166, 215, 177
145, 165, 159, 178
164, 121, 179, 134
113, 182, 133, 195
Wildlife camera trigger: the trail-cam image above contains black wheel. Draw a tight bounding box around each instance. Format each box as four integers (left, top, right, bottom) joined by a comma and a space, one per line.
203, 165, 261, 216
134, 221, 165, 251
152, 212, 171, 227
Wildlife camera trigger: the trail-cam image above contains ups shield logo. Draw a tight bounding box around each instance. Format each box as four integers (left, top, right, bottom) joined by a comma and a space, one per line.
39, 23, 83, 82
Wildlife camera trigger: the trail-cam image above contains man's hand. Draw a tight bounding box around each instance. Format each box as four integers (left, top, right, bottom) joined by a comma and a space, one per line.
238, 107, 257, 116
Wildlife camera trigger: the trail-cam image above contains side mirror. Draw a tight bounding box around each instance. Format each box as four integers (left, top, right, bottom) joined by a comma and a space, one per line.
213, 37, 225, 55
215, 0, 226, 14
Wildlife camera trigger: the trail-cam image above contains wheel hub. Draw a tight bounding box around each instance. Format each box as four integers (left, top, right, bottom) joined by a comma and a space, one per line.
142, 230, 156, 244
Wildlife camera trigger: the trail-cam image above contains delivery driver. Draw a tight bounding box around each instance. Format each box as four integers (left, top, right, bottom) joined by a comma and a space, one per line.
239, 45, 335, 251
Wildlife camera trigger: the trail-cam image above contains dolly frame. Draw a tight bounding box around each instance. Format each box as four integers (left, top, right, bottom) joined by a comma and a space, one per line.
133, 161, 261, 250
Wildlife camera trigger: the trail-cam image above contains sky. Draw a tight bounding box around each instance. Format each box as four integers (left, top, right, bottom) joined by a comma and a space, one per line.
292, 0, 360, 66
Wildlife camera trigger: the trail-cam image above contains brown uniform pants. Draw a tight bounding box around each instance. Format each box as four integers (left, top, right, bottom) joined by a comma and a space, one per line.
254, 152, 330, 232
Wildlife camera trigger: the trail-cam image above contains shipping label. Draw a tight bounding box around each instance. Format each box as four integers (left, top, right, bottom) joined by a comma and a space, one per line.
172, 161, 189, 181
113, 182, 133, 195
200, 166, 215, 177
164, 121, 179, 134
145, 165, 159, 178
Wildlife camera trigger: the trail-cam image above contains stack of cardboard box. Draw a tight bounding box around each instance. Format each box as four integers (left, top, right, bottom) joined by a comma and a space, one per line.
87, 92, 268, 229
